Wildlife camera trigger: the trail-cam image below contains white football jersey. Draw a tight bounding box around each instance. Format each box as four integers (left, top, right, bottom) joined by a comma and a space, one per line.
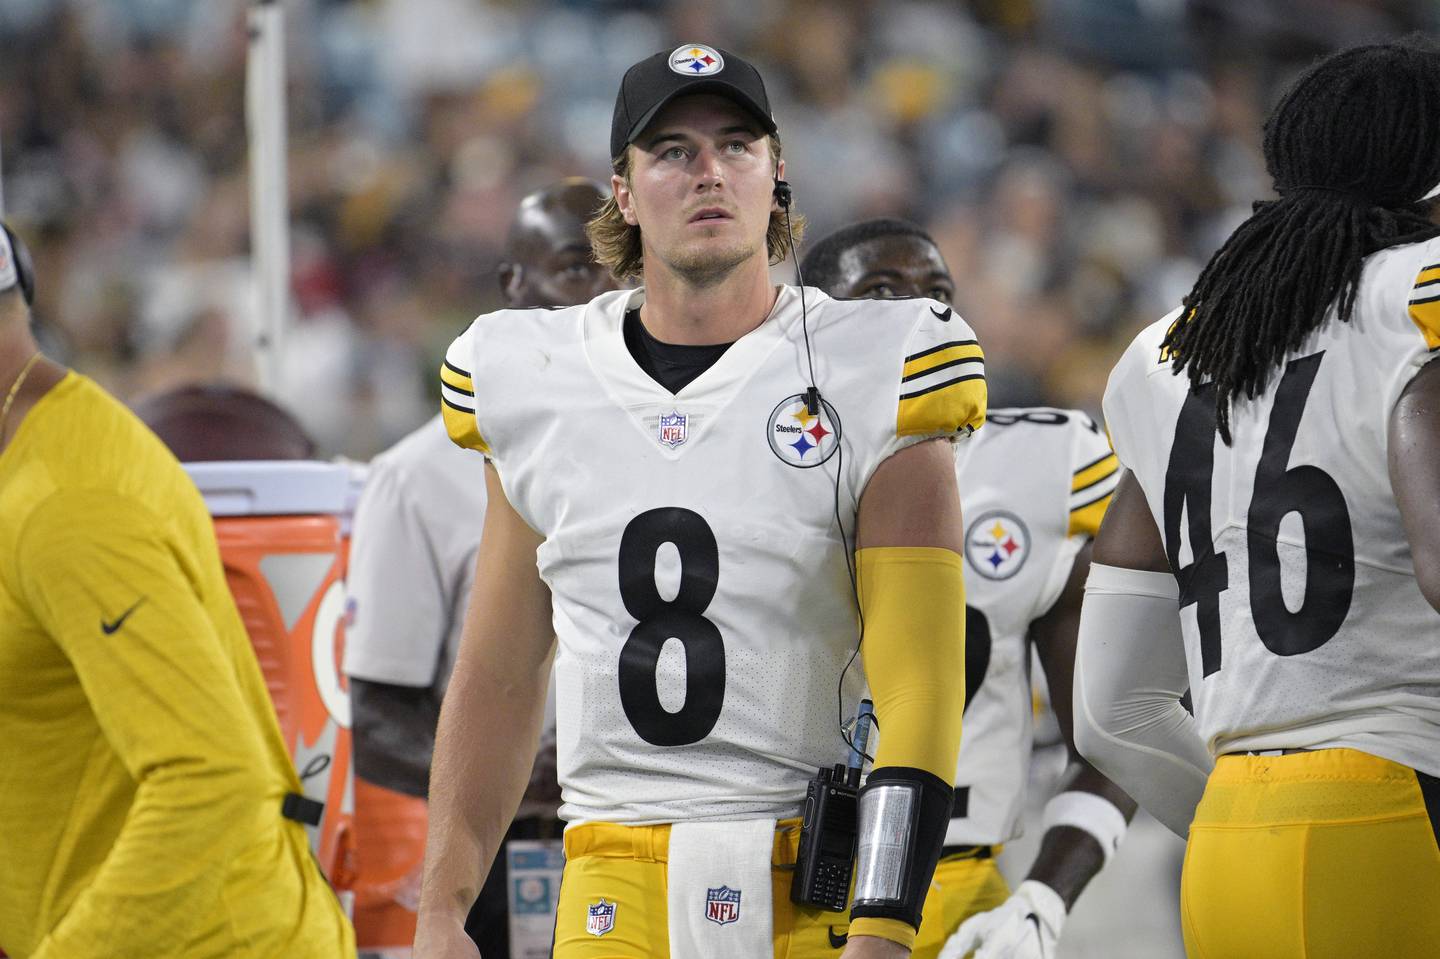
944, 408, 1116, 846
1104, 236, 1440, 777
441, 286, 987, 824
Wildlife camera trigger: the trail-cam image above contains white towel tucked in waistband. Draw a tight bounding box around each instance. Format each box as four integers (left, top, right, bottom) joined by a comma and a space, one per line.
667, 819, 776, 959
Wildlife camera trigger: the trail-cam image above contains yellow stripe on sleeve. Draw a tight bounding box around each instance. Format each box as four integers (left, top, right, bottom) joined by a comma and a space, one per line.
440, 360, 474, 394
1414, 265, 1440, 287
1071, 452, 1118, 493
1408, 298, 1440, 351
1068, 491, 1113, 539
897, 376, 987, 438
440, 400, 489, 454
439, 360, 489, 453
901, 341, 985, 382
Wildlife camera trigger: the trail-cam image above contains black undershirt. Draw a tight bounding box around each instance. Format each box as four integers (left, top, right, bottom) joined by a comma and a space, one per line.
622, 308, 734, 394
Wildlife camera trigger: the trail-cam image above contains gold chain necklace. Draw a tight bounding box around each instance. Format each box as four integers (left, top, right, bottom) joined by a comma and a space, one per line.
0, 351, 42, 445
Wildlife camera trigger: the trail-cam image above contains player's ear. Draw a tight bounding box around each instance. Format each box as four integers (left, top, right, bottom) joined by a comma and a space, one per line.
613, 171, 639, 227
498, 261, 523, 305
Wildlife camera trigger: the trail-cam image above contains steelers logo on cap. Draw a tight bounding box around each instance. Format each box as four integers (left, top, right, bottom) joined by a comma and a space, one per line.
965, 510, 1031, 580
670, 44, 725, 77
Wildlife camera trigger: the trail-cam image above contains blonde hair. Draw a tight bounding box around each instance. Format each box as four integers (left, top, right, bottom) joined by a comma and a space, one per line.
586, 133, 806, 280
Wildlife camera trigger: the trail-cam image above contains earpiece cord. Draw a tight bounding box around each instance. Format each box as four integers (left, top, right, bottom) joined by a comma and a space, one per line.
780, 195, 875, 768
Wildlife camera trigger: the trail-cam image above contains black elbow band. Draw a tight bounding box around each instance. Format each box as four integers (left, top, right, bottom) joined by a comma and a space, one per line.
849, 766, 954, 929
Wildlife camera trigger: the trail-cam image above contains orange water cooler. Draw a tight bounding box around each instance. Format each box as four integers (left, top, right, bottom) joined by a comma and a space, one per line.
351, 778, 429, 957
186, 461, 362, 909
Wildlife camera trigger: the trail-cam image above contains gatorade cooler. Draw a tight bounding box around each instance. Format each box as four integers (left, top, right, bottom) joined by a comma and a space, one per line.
186, 461, 361, 904
353, 778, 429, 957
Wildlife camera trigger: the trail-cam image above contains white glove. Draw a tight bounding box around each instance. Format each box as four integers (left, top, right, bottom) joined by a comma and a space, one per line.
937, 880, 1067, 959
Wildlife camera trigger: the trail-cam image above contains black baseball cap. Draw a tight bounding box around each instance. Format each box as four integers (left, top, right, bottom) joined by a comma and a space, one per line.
610, 44, 779, 161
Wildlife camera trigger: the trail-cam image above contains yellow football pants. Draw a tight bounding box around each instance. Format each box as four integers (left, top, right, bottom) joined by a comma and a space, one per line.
554, 819, 853, 958
1182, 748, 1440, 959
911, 850, 1010, 959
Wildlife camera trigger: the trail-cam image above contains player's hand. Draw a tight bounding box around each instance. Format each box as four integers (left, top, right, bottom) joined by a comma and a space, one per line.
840, 934, 911, 958
937, 880, 1066, 959
413, 917, 482, 959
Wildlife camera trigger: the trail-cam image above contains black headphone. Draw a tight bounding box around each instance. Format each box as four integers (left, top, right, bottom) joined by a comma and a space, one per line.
2, 223, 36, 307
773, 178, 793, 210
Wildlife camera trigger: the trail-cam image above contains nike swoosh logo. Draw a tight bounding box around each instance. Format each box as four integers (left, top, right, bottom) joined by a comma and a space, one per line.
930, 306, 952, 322
101, 597, 147, 635
1026, 913, 1046, 957
827, 926, 847, 949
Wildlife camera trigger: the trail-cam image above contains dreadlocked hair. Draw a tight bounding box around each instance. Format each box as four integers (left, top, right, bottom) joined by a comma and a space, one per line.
1161, 36, 1440, 443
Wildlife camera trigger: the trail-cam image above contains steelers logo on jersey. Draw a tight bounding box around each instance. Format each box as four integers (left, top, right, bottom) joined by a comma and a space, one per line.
965, 510, 1030, 580
766, 393, 841, 468
670, 44, 725, 76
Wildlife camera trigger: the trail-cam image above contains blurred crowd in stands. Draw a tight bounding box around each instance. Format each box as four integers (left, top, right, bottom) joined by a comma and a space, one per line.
2, 0, 1434, 458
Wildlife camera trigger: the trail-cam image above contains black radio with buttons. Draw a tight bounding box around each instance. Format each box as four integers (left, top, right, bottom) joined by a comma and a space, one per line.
790, 763, 859, 912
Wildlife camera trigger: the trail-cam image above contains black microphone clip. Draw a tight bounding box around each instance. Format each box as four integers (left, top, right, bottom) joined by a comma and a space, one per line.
805, 386, 820, 417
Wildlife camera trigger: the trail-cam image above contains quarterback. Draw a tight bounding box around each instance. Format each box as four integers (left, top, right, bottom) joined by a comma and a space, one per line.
417, 45, 985, 959
802, 219, 1136, 959
1074, 39, 1440, 958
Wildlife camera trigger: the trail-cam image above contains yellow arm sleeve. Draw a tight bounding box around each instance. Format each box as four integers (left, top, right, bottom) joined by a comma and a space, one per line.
849, 546, 967, 949
17, 492, 282, 959
856, 546, 967, 784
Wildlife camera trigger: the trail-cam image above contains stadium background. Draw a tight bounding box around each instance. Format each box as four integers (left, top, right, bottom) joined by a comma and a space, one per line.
3, 1, 1437, 956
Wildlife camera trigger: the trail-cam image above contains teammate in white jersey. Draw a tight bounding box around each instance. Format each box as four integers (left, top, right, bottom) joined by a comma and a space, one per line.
417, 45, 986, 959
803, 219, 1135, 959
1074, 39, 1440, 958
346, 180, 615, 955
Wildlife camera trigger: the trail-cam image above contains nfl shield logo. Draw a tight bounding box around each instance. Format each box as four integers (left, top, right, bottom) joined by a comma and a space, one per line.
704, 886, 742, 925
658, 410, 688, 448
586, 898, 616, 937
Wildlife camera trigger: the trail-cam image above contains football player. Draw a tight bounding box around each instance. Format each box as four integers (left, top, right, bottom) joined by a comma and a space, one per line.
1073, 39, 1440, 958
416, 45, 986, 959
344, 178, 615, 957
802, 219, 1137, 959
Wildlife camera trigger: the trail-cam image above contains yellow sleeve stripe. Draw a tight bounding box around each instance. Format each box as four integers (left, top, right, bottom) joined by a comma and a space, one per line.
439, 359, 489, 453
440, 359, 474, 393
896, 376, 987, 437
1068, 490, 1113, 539
1408, 267, 1440, 349
441, 399, 490, 454
901, 340, 985, 382
1071, 452, 1119, 493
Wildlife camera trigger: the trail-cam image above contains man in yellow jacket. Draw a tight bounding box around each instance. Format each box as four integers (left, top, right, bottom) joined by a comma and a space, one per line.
0, 223, 354, 958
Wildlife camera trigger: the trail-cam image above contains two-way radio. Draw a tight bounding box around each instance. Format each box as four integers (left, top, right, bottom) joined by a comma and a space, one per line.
791, 699, 875, 911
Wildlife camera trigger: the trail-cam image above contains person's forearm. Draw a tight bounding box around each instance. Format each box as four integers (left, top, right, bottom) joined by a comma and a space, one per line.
418, 462, 556, 935
1022, 763, 1136, 909
32, 757, 268, 959
420, 645, 551, 928
1074, 564, 1212, 837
